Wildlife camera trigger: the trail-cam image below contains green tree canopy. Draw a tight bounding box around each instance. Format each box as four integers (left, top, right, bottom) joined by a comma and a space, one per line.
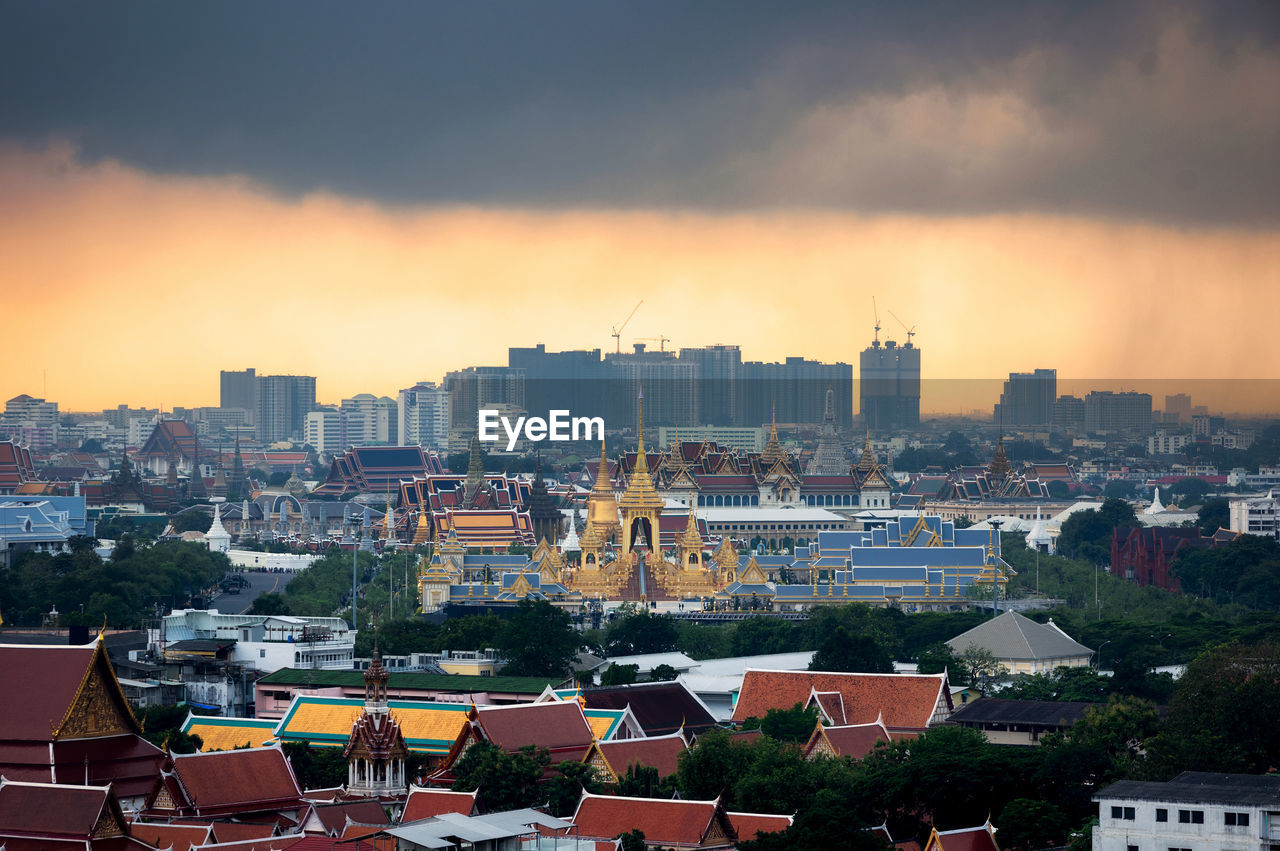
451, 742, 549, 812
497, 599, 581, 678
606, 610, 679, 655
809, 626, 894, 674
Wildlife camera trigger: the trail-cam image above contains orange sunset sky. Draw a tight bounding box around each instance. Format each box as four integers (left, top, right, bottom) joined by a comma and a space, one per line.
2, 4, 1279, 416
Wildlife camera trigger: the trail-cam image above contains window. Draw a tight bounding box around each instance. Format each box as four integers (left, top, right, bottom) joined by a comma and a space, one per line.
259, 648, 267, 658
1224, 812, 1249, 826
1125, 807, 1135, 820
1156, 809, 1168, 822
1177, 809, 1204, 824
1128, 846, 1139, 851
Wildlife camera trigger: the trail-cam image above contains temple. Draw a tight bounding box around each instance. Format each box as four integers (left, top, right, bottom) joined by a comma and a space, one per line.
343, 644, 409, 797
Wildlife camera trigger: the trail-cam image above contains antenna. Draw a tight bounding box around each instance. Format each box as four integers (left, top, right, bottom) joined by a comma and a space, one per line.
888, 309, 917, 347
611, 300, 644, 354
871, 297, 881, 347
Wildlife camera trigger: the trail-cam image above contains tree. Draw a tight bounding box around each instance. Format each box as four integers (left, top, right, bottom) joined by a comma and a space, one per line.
616, 763, 678, 799
283, 741, 348, 790
1056, 499, 1138, 563
957, 643, 1007, 694
756, 703, 820, 744
1048, 480, 1073, 499
249, 593, 292, 616
1170, 477, 1210, 506
996, 799, 1071, 851
915, 643, 964, 679
606, 610, 679, 655
809, 626, 894, 673
617, 830, 647, 851
1103, 480, 1136, 500
1146, 641, 1280, 776
451, 742, 549, 812
675, 728, 750, 803
651, 663, 679, 681
1197, 496, 1230, 536
545, 760, 605, 817
737, 789, 887, 851
497, 599, 580, 678
599, 663, 639, 687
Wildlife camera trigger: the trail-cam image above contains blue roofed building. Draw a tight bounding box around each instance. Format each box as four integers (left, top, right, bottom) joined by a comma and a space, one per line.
0, 496, 89, 568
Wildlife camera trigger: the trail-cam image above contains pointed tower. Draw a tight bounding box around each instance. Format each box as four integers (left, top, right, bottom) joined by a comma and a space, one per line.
206, 500, 231, 553
807, 386, 847, 475
463, 435, 487, 508
585, 438, 621, 542
344, 642, 408, 797
187, 440, 208, 500
618, 392, 665, 561
211, 441, 228, 498
229, 434, 247, 501
382, 490, 396, 544
525, 452, 562, 545
676, 505, 705, 569
760, 402, 785, 468
988, 435, 1012, 484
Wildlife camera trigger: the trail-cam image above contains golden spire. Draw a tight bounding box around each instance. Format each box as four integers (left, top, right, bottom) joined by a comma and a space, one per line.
857, 428, 877, 474
592, 439, 612, 494
618, 391, 663, 513
635, 390, 649, 475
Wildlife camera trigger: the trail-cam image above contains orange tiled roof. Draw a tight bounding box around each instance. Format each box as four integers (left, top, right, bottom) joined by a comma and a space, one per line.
727, 812, 793, 842
570, 793, 719, 846
595, 733, 687, 779
399, 788, 477, 822
732, 670, 949, 729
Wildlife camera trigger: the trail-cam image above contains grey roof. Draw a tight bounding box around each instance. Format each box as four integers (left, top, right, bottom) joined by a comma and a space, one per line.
389, 808, 572, 848
948, 698, 1094, 728
1096, 772, 1280, 807
946, 611, 1093, 661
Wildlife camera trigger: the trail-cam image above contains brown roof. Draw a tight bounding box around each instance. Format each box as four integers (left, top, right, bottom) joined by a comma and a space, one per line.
595, 733, 688, 779
582, 682, 717, 736
811, 722, 889, 760
128, 822, 213, 851
191, 836, 305, 851
400, 788, 478, 822
166, 746, 302, 816
308, 799, 388, 835
732, 670, 950, 729
726, 812, 793, 842
0, 779, 111, 837
207, 823, 278, 844
570, 793, 721, 846
0, 641, 136, 741
474, 701, 595, 762
925, 824, 1000, 851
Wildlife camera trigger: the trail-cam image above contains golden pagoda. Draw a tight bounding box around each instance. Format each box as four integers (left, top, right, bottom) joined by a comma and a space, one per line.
855, 427, 877, 476
989, 435, 1012, 483
759, 403, 786, 468
617, 394, 665, 561
584, 439, 621, 543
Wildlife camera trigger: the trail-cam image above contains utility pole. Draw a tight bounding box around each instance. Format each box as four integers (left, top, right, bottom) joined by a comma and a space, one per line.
989, 519, 1003, 618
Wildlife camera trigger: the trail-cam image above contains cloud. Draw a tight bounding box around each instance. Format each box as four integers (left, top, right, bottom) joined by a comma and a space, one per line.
1, 143, 1277, 413
1, 2, 1276, 223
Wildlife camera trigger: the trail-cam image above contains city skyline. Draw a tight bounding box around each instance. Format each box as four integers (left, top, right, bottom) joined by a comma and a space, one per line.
3, 2, 1279, 411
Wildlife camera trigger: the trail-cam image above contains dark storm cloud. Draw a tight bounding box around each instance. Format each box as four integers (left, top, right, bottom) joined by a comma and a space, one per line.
2, 0, 1278, 223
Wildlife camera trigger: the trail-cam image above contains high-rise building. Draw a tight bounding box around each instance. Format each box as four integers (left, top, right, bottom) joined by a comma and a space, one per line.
1052, 395, 1086, 433
1164, 393, 1193, 424
859, 338, 920, 432
604, 344, 697, 428
254, 374, 316, 443
398, 381, 451, 452
220, 368, 257, 422
740, 357, 853, 428
678, 345, 742, 426
0, 395, 59, 452
444, 366, 525, 430
994, 369, 1057, 427
508, 345, 608, 422
1084, 391, 1152, 435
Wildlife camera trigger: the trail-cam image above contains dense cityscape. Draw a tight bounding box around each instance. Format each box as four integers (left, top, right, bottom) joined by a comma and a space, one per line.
3, 3, 1280, 851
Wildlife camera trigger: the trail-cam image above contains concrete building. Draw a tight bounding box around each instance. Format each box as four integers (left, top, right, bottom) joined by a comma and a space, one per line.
1149, 430, 1193, 455
219, 368, 257, 422
946, 611, 1093, 674
1093, 772, 1280, 851
860, 336, 920, 432
657, 426, 765, 452
1085, 391, 1153, 435
160, 609, 355, 673
1231, 490, 1280, 541
398, 381, 451, 452
994, 369, 1057, 427
0, 394, 59, 452
254, 374, 316, 443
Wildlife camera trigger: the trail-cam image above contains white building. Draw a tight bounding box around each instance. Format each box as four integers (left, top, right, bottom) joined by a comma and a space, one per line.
0, 394, 59, 452
1093, 772, 1280, 850
398, 381, 450, 452
1230, 491, 1280, 541
1148, 430, 1192, 456
304, 407, 342, 453
161, 609, 355, 672
657, 425, 766, 453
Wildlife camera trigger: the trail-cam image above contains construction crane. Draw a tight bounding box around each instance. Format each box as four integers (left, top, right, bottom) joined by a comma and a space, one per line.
888, 309, 917, 347
872, 297, 881, 347
636, 335, 671, 352
611, 300, 643, 354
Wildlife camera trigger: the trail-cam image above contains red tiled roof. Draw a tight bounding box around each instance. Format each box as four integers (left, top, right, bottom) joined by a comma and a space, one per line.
308, 799, 388, 835
0, 642, 108, 740
596, 733, 688, 779
128, 822, 213, 851
816, 723, 889, 760
400, 788, 478, 822
570, 793, 718, 846
726, 812, 792, 842
167, 746, 303, 816
191, 835, 306, 851
732, 670, 949, 729
474, 701, 595, 762
926, 825, 999, 851
0, 779, 110, 836
207, 824, 277, 844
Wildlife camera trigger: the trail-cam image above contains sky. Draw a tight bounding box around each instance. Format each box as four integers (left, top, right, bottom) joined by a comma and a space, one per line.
2, 1, 1278, 413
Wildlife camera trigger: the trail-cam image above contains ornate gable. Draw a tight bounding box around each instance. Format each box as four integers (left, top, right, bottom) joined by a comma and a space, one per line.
91, 796, 126, 838
739, 557, 768, 584
54, 639, 141, 740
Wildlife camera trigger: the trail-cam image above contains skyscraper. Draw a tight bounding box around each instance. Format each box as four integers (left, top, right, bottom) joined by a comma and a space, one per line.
254, 374, 316, 443
678, 344, 741, 426
220, 368, 257, 421
398, 381, 450, 452
859, 338, 920, 432
994, 369, 1057, 427
1084, 391, 1153, 435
